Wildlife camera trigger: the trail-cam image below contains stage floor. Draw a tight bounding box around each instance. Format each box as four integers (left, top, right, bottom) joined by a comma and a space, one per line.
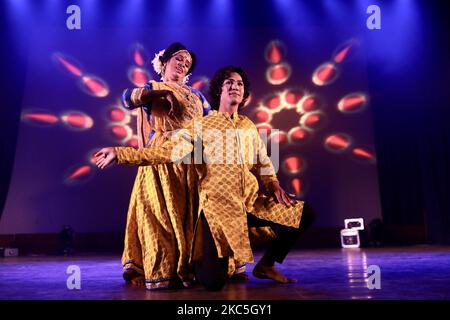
1, 246, 450, 300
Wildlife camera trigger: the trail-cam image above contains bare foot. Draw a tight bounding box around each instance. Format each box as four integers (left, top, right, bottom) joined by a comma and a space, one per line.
252, 264, 297, 283
123, 270, 145, 287
130, 275, 145, 287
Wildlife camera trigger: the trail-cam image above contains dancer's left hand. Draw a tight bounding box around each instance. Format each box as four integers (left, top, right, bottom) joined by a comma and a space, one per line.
94, 147, 117, 169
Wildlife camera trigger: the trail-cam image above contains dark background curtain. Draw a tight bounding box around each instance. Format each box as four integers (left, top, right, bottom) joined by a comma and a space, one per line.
367, 2, 450, 243
0, 2, 28, 222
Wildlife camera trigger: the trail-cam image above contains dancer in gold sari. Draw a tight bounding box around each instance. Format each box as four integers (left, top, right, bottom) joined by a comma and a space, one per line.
119, 43, 210, 289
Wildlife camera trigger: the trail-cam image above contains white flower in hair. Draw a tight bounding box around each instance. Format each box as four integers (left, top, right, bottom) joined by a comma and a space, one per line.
152, 49, 165, 75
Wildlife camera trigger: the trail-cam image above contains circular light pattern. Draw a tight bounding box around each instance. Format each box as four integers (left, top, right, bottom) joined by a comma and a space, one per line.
79, 75, 109, 97
256, 123, 273, 138
288, 126, 312, 145
107, 101, 137, 145
337, 93, 368, 114
64, 165, 94, 185
265, 40, 286, 64
298, 95, 322, 113
60, 111, 94, 130
283, 89, 303, 107
110, 124, 132, 141
54, 52, 110, 98
264, 94, 282, 111
282, 155, 305, 175
267, 95, 281, 110
333, 40, 358, 64
52, 53, 83, 77
253, 107, 272, 123
300, 111, 326, 131
290, 178, 304, 198
244, 39, 374, 196
128, 67, 150, 87
266, 63, 292, 85
350, 146, 376, 164
21, 111, 59, 126
45, 40, 375, 189
49, 49, 141, 185
312, 62, 339, 86
132, 44, 147, 66
324, 133, 353, 153
108, 107, 129, 123
269, 130, 288, 147
334, 45, 352, 63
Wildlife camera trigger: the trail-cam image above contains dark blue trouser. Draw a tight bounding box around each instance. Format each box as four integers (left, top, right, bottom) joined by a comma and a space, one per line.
195, 203, 316, 291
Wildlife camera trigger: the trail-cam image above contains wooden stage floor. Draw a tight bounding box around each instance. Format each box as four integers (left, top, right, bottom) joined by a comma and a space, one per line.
1, 246, 450, 300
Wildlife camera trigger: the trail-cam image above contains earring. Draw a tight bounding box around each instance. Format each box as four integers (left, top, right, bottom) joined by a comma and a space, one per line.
182, 73, 191, 84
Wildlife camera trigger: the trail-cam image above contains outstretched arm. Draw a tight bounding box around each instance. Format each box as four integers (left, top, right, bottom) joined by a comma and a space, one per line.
94, 121, 196, 169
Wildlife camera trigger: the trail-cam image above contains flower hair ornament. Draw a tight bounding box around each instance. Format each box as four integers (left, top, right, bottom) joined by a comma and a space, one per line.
151, 49, 165, 76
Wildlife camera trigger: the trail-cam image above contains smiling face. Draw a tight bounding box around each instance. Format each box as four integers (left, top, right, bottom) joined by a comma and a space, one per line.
163, 51, 192, 83
219, 72, 245, 109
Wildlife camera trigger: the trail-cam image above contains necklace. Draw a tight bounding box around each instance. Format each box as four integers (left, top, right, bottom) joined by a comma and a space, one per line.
166, 81, 198, 106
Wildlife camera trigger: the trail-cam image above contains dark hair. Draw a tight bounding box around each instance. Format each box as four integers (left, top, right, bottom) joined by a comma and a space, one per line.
160, 42, 196, 74
208, 66, 251, 111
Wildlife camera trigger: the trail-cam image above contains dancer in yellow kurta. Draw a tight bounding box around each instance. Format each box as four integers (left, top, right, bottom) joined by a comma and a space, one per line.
118, 43, 210, 289
97, 66, 315, 290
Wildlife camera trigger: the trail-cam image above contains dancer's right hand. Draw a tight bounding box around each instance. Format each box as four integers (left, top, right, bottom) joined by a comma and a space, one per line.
94, 147, 117, 169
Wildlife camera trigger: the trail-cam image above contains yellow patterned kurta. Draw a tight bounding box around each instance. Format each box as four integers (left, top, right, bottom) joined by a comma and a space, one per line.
116, 111, 304, 264
121, 80, 208, 289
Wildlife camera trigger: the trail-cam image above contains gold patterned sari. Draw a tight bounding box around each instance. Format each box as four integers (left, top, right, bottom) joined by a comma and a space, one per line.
122, 80, 208, 289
